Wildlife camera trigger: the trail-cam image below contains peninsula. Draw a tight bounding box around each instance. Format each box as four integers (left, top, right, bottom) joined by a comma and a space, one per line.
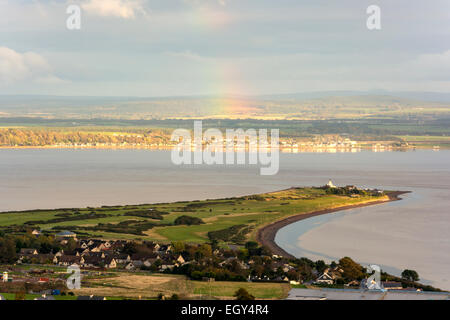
0, 184, 408, 251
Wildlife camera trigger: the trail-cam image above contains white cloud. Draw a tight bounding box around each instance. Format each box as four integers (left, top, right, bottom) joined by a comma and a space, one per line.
166, 50, 212, 62
81, 0, 147, 19
183, 0, 227, 7
409, 50, 450, 77
0, 47, 63, 84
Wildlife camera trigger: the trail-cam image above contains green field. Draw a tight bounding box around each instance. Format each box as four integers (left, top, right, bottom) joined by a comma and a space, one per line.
397, 135, 450, 148
0, 187, 387, 244
0, 292, 79, 300
72, 272, 291, 300
191, 280, 290, 299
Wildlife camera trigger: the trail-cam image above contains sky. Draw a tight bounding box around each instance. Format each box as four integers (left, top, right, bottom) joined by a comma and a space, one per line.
0, 0, 449, 97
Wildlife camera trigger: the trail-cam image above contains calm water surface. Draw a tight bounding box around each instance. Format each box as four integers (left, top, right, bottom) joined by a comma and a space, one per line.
0, 149, 449, 289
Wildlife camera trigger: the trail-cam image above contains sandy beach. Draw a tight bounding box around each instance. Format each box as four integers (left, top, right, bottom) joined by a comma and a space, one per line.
256, 191, 410, 259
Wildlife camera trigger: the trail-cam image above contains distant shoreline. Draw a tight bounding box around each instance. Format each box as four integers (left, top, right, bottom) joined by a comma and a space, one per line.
0, 145, 173, 150
0, 145, 443, 152
256, 191, 410, 259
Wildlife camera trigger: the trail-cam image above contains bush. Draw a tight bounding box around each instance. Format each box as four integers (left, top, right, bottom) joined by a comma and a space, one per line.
15, 292, 26, 300
234, 288, 255, 300
174, 215, 204, 226
124, 209, 168, 220
207, 225, 253, 244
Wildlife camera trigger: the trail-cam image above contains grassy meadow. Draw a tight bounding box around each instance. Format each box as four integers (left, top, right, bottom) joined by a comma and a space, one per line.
0, 187, 388, 245
72, 272, 291, 300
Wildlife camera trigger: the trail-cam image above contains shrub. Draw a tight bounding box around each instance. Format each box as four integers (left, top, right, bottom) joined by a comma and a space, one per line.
234, 288, 255, 300
173, 215, 204, 226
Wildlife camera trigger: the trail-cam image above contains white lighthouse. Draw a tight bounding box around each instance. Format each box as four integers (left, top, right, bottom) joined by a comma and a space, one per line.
326, 180, 336, 188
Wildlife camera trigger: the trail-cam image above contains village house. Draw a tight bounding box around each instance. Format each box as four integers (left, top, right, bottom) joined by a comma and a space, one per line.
271, 261, 293, 273
152, 243, 161, 252
176, 255, 185, 265
82, 239, 108, 252
125, 256, 159, 270
80, 241, 89, 249
55, 230, 77, 241
157, 244, 172, 254
54, 250, 64, 257
159, 263, 175, 271
109, 253, 130, 264
125, 261, 143, 270
80, 255, 117, 269
273, 276, 290, 282
64, 250, 81, 257
85, 252, 106, 259
92, 241, 112, 252
382, 281, 403, 290
82, 256, 103, 268
17, 248, 47, 263
345, 280, 360, 287
131, 253, 159, 265
72, 248, 90, 256
219, 257, 249, 270
57, 255, 84, 266
104, 257, 117, 269
315, 270, 336, 285
19, 248, 38, 256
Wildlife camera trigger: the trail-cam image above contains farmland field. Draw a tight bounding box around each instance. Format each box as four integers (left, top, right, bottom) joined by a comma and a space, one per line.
73, 272, 290, 300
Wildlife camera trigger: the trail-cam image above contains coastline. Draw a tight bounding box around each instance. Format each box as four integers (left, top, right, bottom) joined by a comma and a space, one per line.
256, 191, 410, 259
0, 145, 443, 151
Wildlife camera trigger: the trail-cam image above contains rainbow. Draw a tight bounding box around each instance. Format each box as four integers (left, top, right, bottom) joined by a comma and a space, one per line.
186, 3, 254, 117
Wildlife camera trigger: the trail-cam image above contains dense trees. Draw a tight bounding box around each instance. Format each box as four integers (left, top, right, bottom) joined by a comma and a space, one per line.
401, 269, 420, 282
0, 237, 17, 263
315, 260, 327, 274
0, 233, 74, 263
339, 257, 365, 281
0, 128, 170, 147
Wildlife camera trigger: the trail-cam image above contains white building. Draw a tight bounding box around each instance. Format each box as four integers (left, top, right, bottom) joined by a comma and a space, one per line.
326, 180, 336, 188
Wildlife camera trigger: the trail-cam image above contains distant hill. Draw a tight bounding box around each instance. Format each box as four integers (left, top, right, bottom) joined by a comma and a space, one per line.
0, 92, 449, 121
259, 91, 450, 103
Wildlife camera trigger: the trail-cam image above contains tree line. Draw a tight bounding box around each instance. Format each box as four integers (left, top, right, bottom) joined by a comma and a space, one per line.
0, 128, 170, 146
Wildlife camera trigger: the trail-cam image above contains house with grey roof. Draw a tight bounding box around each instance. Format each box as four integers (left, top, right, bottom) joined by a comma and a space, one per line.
55, 230, 77, 241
